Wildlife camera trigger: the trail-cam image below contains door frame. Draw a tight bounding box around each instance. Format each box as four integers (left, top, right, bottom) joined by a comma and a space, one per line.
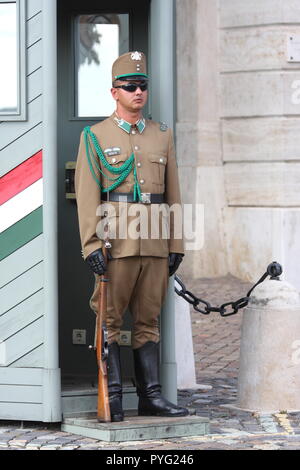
42, 0, 177, 421
149, 0, 178, 405
42, 0, 61, 422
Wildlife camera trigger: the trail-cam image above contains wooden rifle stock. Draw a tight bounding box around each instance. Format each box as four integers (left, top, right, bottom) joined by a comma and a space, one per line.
96, 244, 111, 423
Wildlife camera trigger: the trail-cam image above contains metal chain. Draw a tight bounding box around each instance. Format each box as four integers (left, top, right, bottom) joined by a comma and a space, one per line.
174, 262, 283, 317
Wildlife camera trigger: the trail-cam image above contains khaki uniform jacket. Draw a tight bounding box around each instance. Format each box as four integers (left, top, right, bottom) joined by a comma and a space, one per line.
75, 113, 185, 260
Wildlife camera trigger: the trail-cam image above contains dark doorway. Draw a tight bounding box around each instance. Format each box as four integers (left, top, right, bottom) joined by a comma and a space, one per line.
57, 0, 150, 412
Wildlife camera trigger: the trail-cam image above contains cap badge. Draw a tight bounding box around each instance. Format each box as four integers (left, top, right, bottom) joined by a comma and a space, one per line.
131, 51, 142, 61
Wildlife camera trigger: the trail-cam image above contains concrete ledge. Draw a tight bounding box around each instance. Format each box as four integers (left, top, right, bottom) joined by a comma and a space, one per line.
61, 414, 210, 442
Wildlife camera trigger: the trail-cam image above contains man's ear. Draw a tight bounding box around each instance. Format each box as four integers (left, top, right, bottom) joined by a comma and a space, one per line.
111, 87, 119, 101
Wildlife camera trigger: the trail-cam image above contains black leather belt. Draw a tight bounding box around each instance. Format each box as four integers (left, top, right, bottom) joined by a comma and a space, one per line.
101, 192, 164, 204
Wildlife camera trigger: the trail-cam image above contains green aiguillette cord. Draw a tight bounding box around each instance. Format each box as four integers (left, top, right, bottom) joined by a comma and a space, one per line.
83, 126, 142, 201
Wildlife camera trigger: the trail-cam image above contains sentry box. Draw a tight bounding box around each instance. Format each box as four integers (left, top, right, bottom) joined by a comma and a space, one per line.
0, 0, 195, 427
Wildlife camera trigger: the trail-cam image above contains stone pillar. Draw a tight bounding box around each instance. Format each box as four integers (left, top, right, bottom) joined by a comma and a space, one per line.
176, 0, 227, 279
238, 278, 300, 412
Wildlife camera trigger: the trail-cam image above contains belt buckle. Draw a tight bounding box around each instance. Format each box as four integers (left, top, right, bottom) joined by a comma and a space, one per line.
140, 193, 151, 204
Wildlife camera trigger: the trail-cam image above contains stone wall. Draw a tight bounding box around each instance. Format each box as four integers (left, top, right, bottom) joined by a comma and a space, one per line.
176, 0, 227, 279
176, 0, 300, 289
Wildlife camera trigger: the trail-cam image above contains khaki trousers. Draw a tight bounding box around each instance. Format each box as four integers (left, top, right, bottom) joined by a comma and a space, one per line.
90, 256, 169, 349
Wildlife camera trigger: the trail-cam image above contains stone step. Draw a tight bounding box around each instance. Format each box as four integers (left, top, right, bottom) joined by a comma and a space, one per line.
61, 414, 210, 442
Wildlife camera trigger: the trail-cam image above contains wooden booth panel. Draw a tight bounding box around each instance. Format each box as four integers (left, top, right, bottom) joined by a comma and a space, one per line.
0, 317, 44, 367
0, 368, 44, 421
0, 235, 43, 287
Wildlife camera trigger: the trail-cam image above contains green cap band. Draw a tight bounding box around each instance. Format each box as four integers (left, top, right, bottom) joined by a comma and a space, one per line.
114, 73, 148, 80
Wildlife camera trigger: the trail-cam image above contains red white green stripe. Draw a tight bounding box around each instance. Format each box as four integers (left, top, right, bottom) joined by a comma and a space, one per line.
0, 179, 43, 233
0, 151, 42, 205
0, 151, 43, 261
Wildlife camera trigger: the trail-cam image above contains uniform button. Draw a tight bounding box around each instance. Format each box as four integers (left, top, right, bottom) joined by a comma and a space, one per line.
159, 158, 164, 163
140, 179, 145, 185
132, 130, 136, 135
137, 162, 142, 167
134, 146, 139, 151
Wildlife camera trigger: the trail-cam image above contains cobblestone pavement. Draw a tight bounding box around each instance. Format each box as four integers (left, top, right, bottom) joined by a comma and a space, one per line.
1, 275, 300, 451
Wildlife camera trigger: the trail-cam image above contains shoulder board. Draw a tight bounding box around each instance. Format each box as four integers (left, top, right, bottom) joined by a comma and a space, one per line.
159, 122, 168, 132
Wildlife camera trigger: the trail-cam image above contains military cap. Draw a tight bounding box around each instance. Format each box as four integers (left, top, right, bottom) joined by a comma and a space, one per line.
112, 51, 148, 82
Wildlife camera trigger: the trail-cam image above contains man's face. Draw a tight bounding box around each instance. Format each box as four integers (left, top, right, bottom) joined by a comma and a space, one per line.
111, 80, 148, 113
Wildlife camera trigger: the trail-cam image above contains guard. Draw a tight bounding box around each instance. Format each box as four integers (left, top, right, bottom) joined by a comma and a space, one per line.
75, 51, 188, 422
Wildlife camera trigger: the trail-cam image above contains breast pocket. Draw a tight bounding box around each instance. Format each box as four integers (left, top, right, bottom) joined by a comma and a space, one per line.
105, 153, 128, 170
150, 155, 167, 190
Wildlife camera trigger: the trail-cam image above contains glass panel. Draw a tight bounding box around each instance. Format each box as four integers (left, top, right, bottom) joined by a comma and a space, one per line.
0, 2, 18, 114
75, 13, 129, 118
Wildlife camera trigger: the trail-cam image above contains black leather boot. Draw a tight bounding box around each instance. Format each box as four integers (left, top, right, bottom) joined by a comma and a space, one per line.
133, 341, 189, 417
107, 342, 124, 422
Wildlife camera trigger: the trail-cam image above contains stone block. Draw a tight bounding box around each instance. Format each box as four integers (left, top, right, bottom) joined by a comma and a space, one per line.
225, 207, 282, 282
219, 0, 300, 28
176, 0, 219, 122
283, 72, 300, 115
224, 161, 300, 206
278, 209, 300, 290
221, 72, 287, 118
176, 121, 222, 167
176, 0, 201, 122
179, 166, 228, 278
222, 117, 300, 162
225, 207, 300, 291
221, 72, 300, 118
220, 26, 300, 72
283, 0, 300, 23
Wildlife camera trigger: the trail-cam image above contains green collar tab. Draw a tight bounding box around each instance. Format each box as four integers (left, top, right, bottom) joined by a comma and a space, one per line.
113, 116, 146, 134
136, 118, 146, 134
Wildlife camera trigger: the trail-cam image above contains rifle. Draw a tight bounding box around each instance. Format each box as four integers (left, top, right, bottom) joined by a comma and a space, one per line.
96, 226, 112, 423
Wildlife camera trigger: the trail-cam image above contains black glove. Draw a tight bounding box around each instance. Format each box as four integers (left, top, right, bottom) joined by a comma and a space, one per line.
168, 253, 184, 277
86, 248, 112, 275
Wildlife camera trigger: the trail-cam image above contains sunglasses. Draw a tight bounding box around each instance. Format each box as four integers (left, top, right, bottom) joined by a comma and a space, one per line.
114, 82, 148, 93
